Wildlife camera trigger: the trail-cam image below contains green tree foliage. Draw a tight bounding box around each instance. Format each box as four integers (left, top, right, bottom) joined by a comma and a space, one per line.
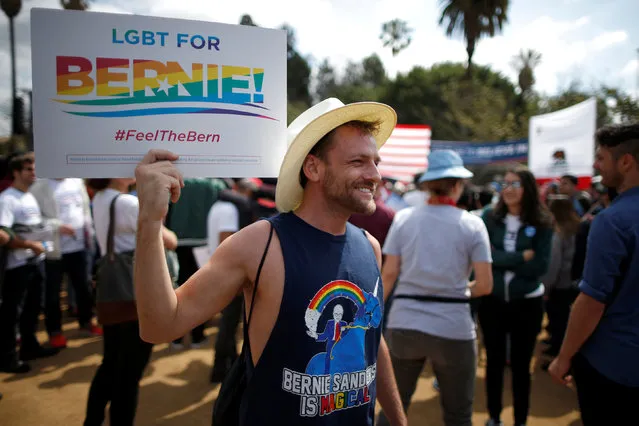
281, 24, 312, 106
511, 49, 542, 95
314, 54, 387, 103
238, 14, 312, 117
382, 63, 519, 141
1, 0, 21, 18
604, 88, 639, 124
250, 16, 638, 139
239, 14, 257, 26
60, 0, 89, 10
539, 82, 639, 128
315, 59, 338, 101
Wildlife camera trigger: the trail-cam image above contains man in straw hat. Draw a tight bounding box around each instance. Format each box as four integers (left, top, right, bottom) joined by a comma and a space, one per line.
133, 98, 406, 425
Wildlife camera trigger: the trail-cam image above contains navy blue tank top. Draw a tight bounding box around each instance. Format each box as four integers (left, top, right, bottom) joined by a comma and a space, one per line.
241, 212, 383, 425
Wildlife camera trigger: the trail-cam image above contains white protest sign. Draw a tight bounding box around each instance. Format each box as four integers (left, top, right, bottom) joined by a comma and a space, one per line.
528, 97, 596, 179
30, 8, 287, 178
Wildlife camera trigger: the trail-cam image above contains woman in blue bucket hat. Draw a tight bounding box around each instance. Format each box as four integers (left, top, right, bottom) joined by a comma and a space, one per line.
377, 149, 494, 426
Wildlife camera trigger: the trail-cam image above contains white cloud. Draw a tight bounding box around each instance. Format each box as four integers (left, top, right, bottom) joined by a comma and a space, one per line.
621, 59, 638, 76
591, 30, 628, 51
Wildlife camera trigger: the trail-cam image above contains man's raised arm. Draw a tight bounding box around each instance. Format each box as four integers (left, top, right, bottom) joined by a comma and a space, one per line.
133, 150, 247, 343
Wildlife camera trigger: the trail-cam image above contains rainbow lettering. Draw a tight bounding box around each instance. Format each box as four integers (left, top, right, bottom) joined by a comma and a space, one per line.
53, 56, 274, 120
318, 387, 371, 416
307, 281, 366, 312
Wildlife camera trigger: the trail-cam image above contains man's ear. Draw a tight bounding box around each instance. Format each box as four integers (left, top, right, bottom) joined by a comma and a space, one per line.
618, 152, 636, 174
302, 155, 323, 184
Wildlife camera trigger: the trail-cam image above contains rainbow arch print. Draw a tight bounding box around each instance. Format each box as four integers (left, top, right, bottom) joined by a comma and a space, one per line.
308, 280, 366, 313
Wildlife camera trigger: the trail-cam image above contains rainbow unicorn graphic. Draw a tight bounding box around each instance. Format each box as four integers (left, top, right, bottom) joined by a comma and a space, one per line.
304, 279, 382, 378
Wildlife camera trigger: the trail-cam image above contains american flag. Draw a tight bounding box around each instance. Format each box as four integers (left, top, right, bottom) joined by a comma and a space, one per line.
378, 124, 431, 183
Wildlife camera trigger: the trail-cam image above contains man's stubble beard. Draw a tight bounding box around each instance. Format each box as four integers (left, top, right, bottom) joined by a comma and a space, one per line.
323, 166, 375, 216
601, 168, 623, 190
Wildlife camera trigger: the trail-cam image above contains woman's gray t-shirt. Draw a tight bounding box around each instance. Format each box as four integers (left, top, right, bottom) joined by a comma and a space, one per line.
383, 205, 492, 340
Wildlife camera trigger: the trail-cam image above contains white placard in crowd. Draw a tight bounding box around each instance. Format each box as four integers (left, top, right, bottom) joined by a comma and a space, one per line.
528, 97, 597, 179
31, 8, 288, 178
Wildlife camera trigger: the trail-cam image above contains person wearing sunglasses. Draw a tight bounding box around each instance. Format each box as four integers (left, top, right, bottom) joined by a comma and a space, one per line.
478, 167, 553, 426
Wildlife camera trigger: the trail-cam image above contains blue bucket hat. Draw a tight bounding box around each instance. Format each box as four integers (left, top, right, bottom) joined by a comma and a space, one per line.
419, 150, 473, 183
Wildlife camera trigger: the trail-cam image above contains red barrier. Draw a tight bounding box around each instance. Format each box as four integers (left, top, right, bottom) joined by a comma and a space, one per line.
536, 176, 592, 191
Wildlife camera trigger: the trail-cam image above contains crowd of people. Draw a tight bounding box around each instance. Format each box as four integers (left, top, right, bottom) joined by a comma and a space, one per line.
0, 98, 637, 426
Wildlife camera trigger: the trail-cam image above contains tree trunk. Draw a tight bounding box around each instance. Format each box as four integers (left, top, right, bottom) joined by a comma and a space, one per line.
465, 40, 475, 78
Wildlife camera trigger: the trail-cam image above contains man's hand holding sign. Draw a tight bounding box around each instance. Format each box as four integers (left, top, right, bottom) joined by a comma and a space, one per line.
135, 150, 184, 220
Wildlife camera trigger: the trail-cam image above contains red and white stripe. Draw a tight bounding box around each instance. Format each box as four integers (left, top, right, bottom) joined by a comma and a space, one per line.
378, 124, 431, 183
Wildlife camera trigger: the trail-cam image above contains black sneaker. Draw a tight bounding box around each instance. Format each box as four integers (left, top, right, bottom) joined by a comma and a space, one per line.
0, 359, 31, 374
20, 346, 60, 361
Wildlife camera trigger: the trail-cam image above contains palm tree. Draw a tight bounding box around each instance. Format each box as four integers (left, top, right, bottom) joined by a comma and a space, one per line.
438, 0, 509, 77
1, 0, 21, 135
511, 49, 542, 95
380, 19, 413, 56
60, 0, 89, 10
239, 14, 257, 26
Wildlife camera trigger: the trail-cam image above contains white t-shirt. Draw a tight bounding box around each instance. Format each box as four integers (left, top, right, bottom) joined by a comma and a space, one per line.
503, 214, 545, 299
503, 214, 521, 287
92, 189, 139, 255
48, 178, 87, 254
0, 187, 49, 269
383, 204, 492, 340
207, 201, 239, 255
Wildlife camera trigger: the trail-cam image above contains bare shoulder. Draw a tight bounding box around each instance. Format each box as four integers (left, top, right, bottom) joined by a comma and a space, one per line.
364, 230, 381, 252
224, 219, 273, 250
216, 219, 279, 280
363, 230, 382, 267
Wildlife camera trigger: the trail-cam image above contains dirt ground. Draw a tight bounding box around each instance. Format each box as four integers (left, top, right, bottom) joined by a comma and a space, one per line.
1, 315, 582, 426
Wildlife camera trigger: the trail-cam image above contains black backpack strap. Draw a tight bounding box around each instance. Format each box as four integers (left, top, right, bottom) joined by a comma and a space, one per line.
106, 194, 121, 261
243, 220, 275, 369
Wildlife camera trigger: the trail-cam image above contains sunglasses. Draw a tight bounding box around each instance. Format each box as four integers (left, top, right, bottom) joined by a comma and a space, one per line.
502, 181, 522, 189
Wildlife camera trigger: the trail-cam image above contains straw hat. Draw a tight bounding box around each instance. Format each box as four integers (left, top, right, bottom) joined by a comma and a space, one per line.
275, 98, 397, 212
